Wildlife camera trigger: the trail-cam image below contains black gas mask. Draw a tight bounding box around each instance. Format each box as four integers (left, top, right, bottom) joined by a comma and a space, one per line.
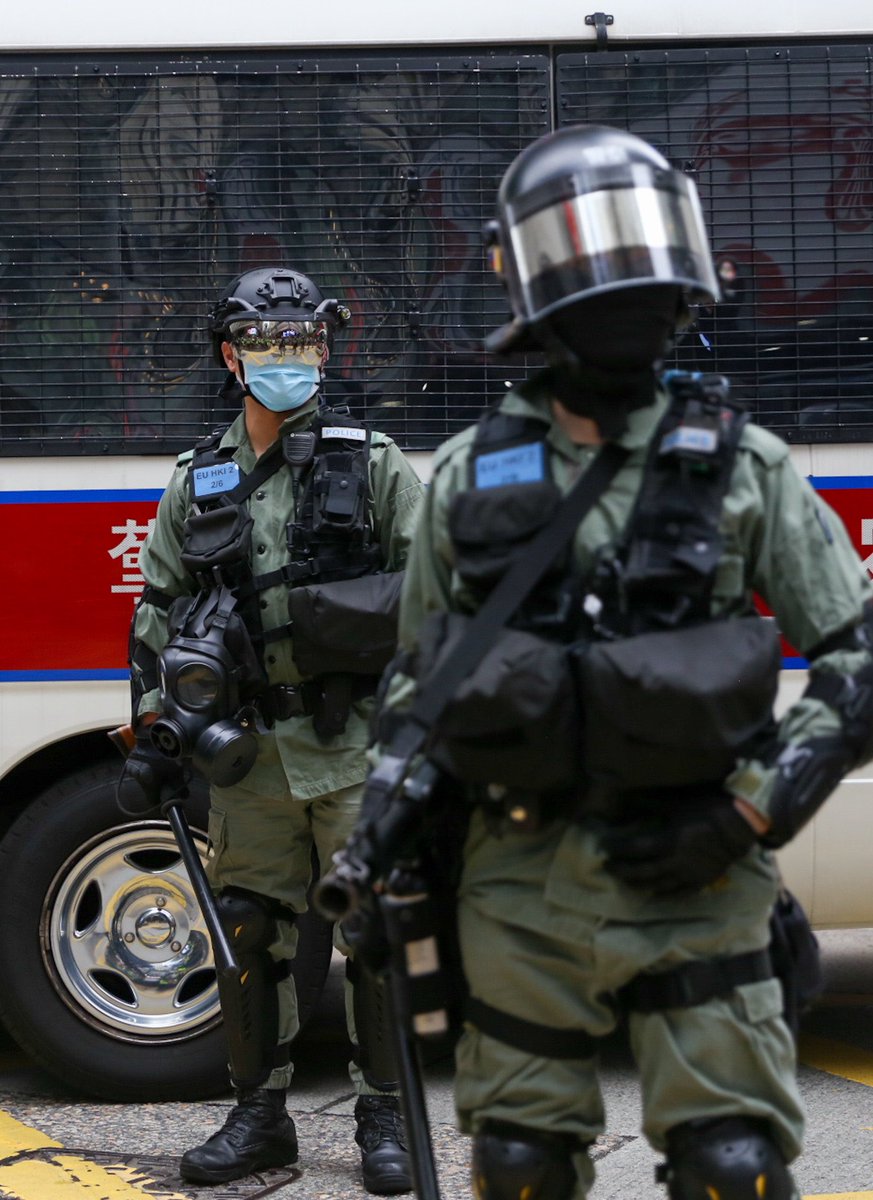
150, 587, 264, 787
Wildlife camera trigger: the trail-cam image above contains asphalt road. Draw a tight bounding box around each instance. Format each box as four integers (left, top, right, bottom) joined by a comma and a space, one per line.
0, 930, 872, 1199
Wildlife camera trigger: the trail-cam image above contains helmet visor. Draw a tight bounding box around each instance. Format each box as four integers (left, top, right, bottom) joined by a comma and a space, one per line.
506, 169, 719, 322
228, 320, 330, 369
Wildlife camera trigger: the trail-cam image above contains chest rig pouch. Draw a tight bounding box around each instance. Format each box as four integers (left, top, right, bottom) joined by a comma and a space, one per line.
284, 413, 403, 736
179, 431, 266, 584
575, 373, 781, 796
413, 409, 583, 793
449, 410, 577, 636
286, 416, 400, 657
286, 413, 381, 584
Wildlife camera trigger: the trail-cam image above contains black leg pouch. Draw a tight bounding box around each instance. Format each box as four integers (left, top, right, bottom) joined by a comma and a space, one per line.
769, 887, 824, 1036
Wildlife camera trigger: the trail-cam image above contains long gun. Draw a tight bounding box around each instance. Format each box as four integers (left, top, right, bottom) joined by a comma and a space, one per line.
109, 724, 240, 982
316, 736, 448, 1200
315, 744, 440, 924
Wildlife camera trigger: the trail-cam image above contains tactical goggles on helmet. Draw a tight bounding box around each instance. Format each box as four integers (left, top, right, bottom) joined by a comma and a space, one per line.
227, 320, 331, 368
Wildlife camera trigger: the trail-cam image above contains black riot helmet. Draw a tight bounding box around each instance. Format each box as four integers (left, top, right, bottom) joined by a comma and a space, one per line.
207, 267, 351, 367
485, 124, 720, 360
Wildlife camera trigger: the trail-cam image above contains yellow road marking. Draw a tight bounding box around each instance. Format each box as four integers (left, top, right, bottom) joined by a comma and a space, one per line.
799, 1034, 873, 1088
0, 1156, 186, 1198
0, 1111, 60, 1156
0, 1111, 187, 1199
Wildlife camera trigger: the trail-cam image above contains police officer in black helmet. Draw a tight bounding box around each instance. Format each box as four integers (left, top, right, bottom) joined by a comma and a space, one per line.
120, 266, 424, 1191
372, 126, 873, 1199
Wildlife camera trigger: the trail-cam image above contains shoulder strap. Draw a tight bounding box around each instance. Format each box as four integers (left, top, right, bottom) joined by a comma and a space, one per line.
225, 440, 286, 504
408, 441, 630, 733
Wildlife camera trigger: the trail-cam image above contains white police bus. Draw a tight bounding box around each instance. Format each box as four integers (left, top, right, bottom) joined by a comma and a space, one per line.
0, 0, 871, 1100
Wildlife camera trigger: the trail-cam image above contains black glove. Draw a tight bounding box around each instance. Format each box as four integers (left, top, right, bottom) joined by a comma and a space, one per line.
117, 728, 187, 818
600, 793, 759, 897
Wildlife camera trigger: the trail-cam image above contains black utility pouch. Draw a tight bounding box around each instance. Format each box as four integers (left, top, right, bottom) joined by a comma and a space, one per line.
289, 572, 404, 677
180, 506, 254, 575
448, 481, 563, 594
574, 615, 781, 791
413, 611, 580, 791
769, 887, 823, 1036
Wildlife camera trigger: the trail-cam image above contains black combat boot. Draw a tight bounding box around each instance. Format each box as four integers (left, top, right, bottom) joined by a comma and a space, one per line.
354, 1094, 412, 1195
179, 1088, 299, 1184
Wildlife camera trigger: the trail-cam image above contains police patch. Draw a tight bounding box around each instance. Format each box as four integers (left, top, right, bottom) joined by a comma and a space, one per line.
475, 442, 546, 488
192, 461, 241, 498
321, 426, 367, 442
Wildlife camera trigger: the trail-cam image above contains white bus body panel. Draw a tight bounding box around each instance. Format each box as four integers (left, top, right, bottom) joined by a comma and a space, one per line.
5, 0, 872, 52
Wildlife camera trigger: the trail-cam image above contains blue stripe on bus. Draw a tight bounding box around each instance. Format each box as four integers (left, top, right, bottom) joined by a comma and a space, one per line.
807, 476, 873, 489
2, 659, 809, 682
1, 480, 871, 502
0, 670, 130, 682
0, 489, 164, 504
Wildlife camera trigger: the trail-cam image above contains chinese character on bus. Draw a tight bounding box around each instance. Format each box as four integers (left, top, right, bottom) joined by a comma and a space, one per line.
108, 519, 156, 596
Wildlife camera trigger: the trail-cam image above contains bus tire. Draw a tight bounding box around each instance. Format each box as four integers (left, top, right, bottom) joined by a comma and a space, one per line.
0, 761, 335, 1102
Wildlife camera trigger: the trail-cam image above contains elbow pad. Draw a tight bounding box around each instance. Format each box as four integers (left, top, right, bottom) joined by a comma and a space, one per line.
128, 586, 176, 720
764, 736, 854, 848
806, 601, 873, 761
764, 603, 873, 848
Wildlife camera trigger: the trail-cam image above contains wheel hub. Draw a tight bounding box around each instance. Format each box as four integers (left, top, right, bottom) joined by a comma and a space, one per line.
134, 905, 178, 949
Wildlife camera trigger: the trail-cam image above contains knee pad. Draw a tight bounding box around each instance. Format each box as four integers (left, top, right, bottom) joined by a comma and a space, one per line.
472, 1121, 579, 1200
217, 886, 279, 953
215, 887, 288, 1091
660, 1117, 797, 1200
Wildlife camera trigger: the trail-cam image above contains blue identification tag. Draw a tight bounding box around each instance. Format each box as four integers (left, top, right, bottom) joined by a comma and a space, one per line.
192, 461, 241, 498
660, 425, 718, 456
475, 442, 546, 489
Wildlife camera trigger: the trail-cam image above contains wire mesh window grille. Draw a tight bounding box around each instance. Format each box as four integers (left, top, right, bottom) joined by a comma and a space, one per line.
0, 52, 550, 455
557, 43, 873, 442
2, 44, 871, 454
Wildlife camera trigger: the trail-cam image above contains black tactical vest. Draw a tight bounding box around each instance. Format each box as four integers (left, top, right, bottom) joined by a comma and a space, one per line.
180, 407, 378, 647
453, 372, 748, 643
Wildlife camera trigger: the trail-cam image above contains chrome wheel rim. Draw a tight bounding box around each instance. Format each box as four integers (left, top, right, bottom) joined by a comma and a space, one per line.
44, 820, 221, 1041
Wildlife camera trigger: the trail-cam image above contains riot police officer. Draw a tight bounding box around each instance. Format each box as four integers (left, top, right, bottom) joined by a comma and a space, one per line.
376, 126, 873, 1199
119, 266, 424, 1192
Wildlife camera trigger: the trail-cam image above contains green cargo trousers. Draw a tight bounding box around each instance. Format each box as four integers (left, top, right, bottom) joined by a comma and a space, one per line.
206, 768, 372, 1093
454, 811, 804, 1199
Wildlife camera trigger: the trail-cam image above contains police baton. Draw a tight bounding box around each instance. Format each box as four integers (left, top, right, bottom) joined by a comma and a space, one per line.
109, 725, 240, 980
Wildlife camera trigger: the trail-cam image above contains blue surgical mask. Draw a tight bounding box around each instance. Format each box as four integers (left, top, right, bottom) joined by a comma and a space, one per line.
242, 361, 320, 412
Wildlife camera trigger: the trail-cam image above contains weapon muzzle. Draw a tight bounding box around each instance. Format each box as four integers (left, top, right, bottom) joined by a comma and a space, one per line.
313, 874, 358, 922
314, 850, 371, 922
